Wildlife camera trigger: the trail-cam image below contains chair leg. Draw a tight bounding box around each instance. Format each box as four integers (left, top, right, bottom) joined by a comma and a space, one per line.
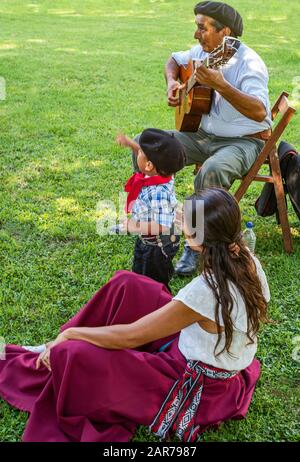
270, 149, 293, 253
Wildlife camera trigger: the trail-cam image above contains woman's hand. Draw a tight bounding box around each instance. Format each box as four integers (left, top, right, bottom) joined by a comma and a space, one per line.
36, 331, 69, 371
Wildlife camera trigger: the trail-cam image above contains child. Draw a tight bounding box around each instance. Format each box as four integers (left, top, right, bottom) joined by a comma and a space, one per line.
116, 128, 186, 289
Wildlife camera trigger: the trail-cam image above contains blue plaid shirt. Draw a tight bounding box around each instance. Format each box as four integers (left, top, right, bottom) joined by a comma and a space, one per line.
131, 178, 177, 229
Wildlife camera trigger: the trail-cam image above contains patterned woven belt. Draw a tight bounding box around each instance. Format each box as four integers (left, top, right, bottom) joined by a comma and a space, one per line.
149, 360, 238, 442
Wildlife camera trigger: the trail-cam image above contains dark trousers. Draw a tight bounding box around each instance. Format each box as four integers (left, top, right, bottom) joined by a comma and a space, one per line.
132, 235, 180, 290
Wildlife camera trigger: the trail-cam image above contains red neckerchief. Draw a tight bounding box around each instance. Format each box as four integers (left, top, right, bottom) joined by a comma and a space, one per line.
124, 172, 172, 213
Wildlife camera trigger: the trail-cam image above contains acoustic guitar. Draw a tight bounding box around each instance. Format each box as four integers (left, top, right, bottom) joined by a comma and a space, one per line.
175, 36, 241, 132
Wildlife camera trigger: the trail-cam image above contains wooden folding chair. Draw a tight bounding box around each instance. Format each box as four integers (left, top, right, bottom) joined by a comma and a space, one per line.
193, 91, 296, 253
234, 91, 296, 253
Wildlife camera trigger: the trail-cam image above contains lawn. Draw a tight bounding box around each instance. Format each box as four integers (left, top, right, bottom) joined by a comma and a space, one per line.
0, 0, 299, 442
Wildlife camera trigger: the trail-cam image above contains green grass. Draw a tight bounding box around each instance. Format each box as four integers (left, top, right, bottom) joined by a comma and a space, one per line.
0, 0, 300, 442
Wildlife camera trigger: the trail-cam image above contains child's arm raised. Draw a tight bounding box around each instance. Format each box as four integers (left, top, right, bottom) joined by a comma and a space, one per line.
116, 133, 140, 156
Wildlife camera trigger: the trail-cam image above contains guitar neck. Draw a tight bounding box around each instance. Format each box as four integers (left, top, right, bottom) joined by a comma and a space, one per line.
184, 35, 241, 93
186, 56, 213, 93
186, 54, 215, 93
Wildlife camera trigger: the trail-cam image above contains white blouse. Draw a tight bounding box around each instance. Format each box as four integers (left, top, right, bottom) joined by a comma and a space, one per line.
174, 256, 270, 371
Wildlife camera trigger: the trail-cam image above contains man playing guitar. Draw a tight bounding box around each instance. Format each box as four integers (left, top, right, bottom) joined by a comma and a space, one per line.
164, 1, 272, 275
131, 1, 271, 276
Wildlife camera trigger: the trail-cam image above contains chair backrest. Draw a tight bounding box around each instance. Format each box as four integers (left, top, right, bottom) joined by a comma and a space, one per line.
234, 92, 296, 202
245, 92, 296, 173
271, 91, 290, 120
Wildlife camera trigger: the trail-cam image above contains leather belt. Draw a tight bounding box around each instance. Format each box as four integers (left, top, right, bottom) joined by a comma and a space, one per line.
244, 128, 272, 141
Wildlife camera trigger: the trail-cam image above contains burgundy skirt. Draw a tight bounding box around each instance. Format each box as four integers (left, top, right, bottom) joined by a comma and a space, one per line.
0, 270, 260, 442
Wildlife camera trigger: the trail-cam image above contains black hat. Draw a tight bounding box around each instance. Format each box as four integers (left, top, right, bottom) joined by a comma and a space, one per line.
194, 1, 243, 37
139, 128, 186, 177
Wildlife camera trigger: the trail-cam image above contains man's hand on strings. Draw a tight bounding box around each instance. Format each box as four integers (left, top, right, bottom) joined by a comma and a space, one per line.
167, 80, 185, 107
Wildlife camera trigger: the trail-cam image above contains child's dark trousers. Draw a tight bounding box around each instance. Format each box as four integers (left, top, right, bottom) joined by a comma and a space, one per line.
132, 234, 180, 290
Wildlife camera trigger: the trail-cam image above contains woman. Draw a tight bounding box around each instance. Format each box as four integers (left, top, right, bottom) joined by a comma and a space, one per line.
0, 188, 270, 442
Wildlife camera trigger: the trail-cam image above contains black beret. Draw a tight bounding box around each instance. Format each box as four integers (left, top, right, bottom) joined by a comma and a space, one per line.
194, 1, 243, 37
139, 128, 186, 176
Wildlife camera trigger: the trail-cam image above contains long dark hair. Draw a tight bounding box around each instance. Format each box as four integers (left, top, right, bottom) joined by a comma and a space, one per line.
184, 188, 269, 357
